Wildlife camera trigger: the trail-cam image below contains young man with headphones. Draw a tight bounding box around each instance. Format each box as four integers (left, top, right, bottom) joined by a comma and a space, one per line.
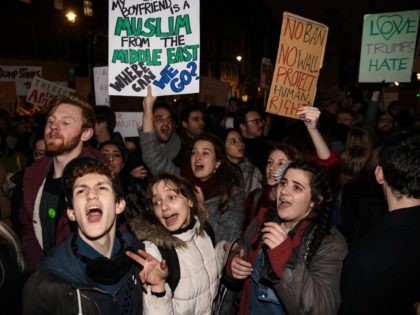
23, 157, 143, 314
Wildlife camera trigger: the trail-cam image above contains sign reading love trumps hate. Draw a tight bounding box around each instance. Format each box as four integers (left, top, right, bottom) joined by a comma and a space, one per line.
108, 0, 200, 97
359, 10, 419, 83
266, 12, 328, 119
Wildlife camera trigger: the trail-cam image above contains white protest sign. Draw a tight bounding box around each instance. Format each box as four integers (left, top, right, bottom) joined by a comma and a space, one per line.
108, 0, 200, 97
0, 66, 42, 96
359, 10, 420, 82
114, 111, 143, 138
26, 76, 76, 108
93, 66, 110, 106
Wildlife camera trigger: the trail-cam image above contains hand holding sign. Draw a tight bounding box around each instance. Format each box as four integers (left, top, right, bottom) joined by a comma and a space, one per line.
297, 105, 320, 130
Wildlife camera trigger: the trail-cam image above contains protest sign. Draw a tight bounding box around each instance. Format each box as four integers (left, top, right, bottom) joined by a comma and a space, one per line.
0, 66, 42, 96
359, 10, 419, 82
93, 66, 110, 105
260, 57, 273, 90
26, 76, 75, 109
108, 0, 200, 97
114, 111, 143, 138
266, 12, 328, 119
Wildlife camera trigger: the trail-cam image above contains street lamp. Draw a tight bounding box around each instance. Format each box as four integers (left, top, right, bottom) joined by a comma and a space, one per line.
65, 11, 77, 24
236, 55, 243, 62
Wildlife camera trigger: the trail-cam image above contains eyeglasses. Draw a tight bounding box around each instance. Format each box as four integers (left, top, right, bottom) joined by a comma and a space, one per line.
246, 118, 264, 126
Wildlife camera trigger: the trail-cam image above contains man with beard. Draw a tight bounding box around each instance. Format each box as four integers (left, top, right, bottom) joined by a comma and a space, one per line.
139, 86, 183, 175
20, 95, 107, 270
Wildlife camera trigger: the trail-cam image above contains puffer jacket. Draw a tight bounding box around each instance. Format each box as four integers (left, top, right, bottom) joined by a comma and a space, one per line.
229, 207, 348, 315
130, 215, 227, 315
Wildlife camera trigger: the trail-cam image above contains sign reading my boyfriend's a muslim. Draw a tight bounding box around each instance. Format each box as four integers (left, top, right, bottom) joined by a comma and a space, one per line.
266, 12, 328, 119
359, 10, 419, 83
108, 0, 200, 97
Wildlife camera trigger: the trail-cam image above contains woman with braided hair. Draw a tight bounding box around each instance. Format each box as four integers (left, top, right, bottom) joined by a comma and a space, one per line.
225, 161, 348, 315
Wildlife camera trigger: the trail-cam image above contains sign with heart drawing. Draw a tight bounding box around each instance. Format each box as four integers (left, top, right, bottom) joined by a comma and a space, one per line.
359, 10, 419, 82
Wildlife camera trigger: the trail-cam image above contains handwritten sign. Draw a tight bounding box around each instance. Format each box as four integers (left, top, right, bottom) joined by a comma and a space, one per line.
114, 112, 143, 138
0, 66, 42, 96
108, 0, 200, 97
266, 12, 328, 119
93, 66, 110, 106
359, 10, 419, 83
26, 76, 76, 108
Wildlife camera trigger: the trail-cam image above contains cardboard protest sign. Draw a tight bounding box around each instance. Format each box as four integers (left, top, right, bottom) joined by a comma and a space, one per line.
26, 76, 76, 109
93, 66, 110, 106
114, 112, 143, 138
0, 66, 42, 96
359, 10, 419, 83
266, 12, 328, 119
108, 0, 200, 97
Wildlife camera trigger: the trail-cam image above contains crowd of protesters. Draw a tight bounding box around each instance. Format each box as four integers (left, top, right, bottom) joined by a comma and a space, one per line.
0, 84, 419, 314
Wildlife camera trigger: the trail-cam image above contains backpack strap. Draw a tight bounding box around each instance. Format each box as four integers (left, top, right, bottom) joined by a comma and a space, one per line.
157, 245, 180, 295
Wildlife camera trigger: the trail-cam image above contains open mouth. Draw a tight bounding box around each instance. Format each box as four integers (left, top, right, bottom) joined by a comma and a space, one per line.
86, 208, 103, 223
163, 213, 178, 227
278, 199, 291, 209
194, 163, 204, 172
160, 128, 170, 136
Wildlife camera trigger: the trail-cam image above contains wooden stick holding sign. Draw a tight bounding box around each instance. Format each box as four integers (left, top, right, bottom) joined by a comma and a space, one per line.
266, 12, 328, 119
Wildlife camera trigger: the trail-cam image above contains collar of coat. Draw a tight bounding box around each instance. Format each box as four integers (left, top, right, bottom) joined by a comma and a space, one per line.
129, 213, 196, 249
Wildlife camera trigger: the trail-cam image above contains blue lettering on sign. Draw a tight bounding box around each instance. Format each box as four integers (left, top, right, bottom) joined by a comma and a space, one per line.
152, 61, 198, 92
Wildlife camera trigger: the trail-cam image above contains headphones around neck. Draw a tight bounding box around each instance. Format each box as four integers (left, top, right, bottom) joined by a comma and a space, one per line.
71, 232, 134, 285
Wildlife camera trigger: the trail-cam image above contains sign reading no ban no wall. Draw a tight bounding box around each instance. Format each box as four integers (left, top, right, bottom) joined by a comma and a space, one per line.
266, 12, 328, 119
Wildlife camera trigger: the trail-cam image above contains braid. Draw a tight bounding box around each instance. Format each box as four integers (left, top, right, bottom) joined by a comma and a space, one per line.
304, 164, 334, 266
282, 161, 334, 266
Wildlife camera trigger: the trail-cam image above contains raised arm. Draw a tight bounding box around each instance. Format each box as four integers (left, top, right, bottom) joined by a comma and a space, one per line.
142, 85, 157, 133
138, 86, 181, 176
297, 105, 331, 160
